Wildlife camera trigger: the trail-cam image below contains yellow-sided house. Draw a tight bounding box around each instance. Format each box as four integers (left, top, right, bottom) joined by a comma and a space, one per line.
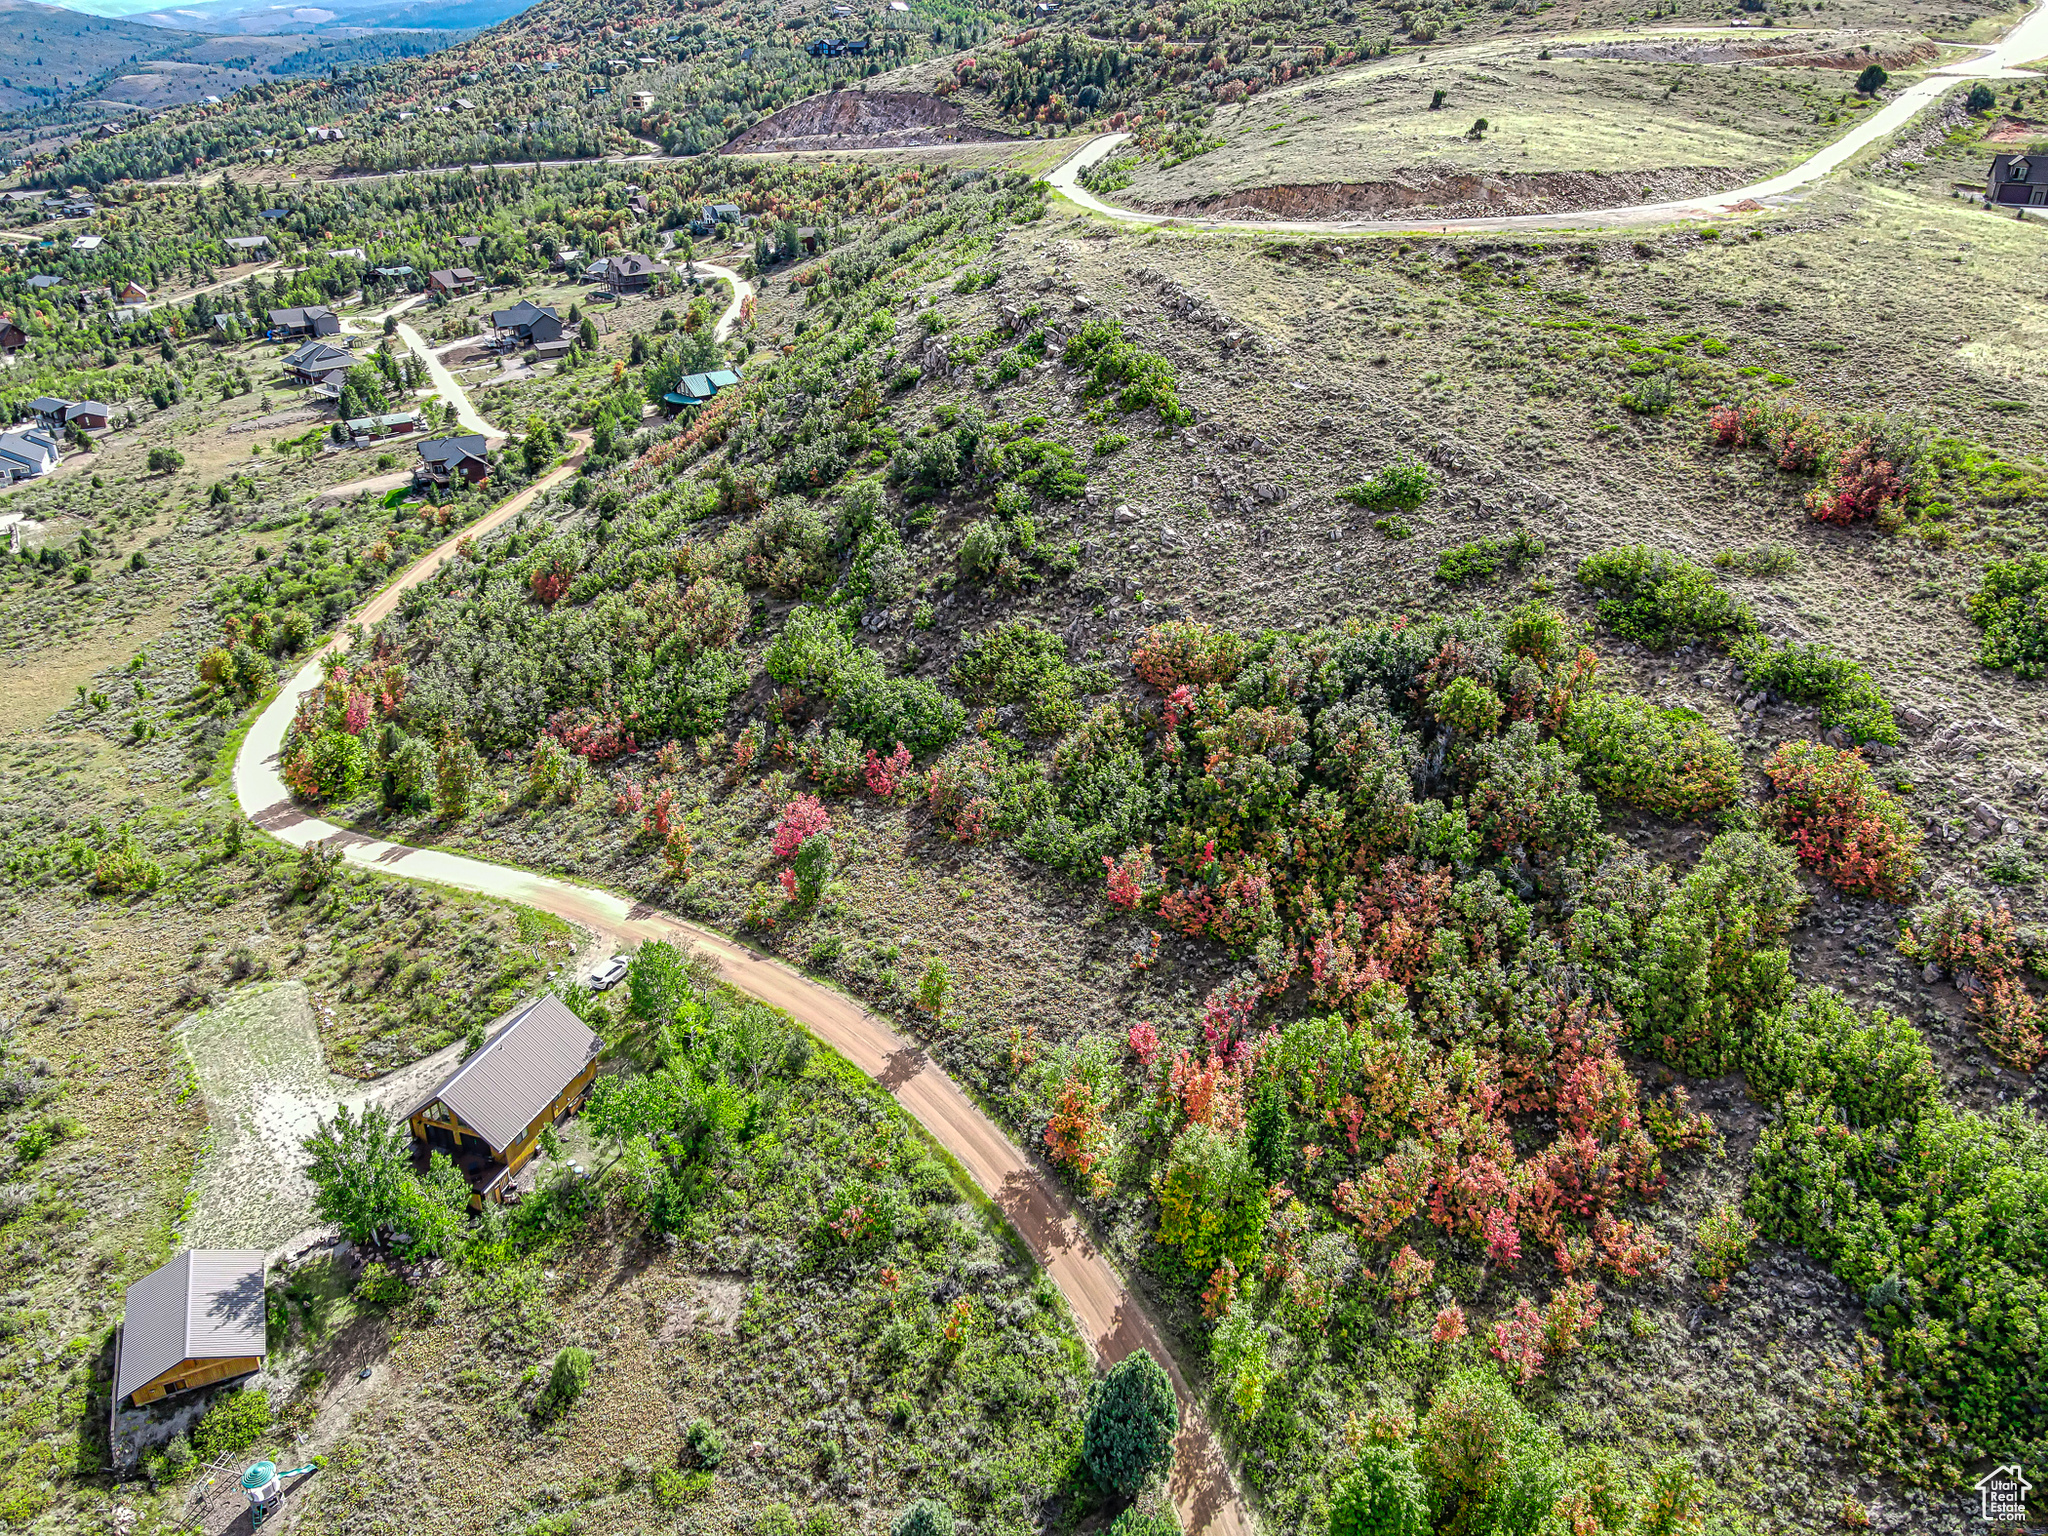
116, 1250, 266, 1407
406, 994, 601, 1206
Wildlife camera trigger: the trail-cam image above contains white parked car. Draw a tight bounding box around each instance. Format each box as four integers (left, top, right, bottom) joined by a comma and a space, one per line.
586, 956, 629, 993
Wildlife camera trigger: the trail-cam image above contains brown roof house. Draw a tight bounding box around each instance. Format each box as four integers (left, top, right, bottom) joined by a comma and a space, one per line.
405, 994, 600, 1204
428, 267, 479, 295
1989, 153, 2048, 208
115, 1250, 266, 1407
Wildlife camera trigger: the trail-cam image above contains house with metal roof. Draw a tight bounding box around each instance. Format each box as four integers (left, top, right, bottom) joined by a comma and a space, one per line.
27, 395, 69, 429
225, 235, 271, 254
404, 994, 600, 1204
345, 409, 422, 443
64, 400, 110, 430
114, 1250, 265, 1407
662, 368, 742, 410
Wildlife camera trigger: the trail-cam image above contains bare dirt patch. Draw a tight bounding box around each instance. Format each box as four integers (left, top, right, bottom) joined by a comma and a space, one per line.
655, 1272, 749, 1340
1134, 166, 1735, 220
724, 89, 1018, 154
1556, 27, 1941, 68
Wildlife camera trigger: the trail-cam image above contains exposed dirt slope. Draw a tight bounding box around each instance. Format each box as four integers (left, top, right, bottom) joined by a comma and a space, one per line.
724, 89, 1018, 153
1558, 29, 1942, 68
1133, 166, 1736, 221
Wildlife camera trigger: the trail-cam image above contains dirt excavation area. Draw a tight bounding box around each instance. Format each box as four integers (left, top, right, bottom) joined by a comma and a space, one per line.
1108, 39, 1869, 218
725, 88, 1018, 153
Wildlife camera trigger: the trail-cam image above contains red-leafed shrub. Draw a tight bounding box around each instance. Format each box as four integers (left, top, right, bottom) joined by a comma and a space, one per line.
1901, 893, 2047, 1072
1128, 1022, 1160, 1064
1131, 619, 1245, 691
1761, 741, 1919, 901
863, 741, 912, 797
547, 707, 635, 762
1489, 1297, 1545, 1384
771, 794, 831, 859
926, 740, 999, 844
530, 565, 570, 607
1807, 441, 1911, 528
1044, 1078, 1113, 1195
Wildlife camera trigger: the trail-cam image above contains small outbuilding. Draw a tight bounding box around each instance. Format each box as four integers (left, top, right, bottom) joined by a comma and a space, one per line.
115, 1250, 266, 1408
405, 994, 600, 1204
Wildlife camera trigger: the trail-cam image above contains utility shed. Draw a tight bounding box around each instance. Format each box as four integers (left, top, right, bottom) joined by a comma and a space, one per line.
116, 1251, 266, 1407
406, 995, 600, 1204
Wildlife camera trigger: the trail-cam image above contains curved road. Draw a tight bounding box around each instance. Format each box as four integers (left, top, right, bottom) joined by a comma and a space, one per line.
230, 271, 1251, 1533
1048, 1, 2048, 234
359, 262, 750, 447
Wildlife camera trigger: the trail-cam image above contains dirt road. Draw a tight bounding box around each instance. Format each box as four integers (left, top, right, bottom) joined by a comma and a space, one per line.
229, 256, 1245, 1535
1047, 1, 2048, 234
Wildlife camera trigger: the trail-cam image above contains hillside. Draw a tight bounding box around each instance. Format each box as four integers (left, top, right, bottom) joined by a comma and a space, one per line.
0, 0, 2042, 1533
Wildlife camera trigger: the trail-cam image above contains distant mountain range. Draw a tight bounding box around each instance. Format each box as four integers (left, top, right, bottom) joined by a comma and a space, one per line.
47, 0, 529, 32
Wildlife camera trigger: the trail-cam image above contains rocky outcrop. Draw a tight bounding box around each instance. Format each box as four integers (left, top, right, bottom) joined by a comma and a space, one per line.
722, 90, 1016, 154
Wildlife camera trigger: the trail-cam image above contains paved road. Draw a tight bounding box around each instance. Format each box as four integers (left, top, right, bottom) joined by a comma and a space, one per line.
1048, 1, 2048, 234
229, 254, 1244, 1535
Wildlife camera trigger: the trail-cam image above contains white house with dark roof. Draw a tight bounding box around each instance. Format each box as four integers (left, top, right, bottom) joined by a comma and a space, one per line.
114, 1250, 265, 1407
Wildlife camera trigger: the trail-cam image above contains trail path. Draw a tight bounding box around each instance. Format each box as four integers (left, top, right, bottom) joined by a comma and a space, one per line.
229, 264, 1247, 1533
1048, 1, 2048, 233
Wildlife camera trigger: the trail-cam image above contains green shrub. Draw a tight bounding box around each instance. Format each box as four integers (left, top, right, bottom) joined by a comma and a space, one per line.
1081, 1351, 1179, 1497
1328, 1443, 1430, 1536
1340, 461, 1435, 512
652, 1468, 712, 1508
891, 1499, 954, 1536
1459, 722, 1600, 855
1435, 530, 1542, 585
1107, 1508, 1181, 1536
190, 1389, 271, 1460
1713, 542, 1798, 577
1740, 989, 1941, 1129
1692, 1203, 1758, 1301
354, 1262, 408, 1308
1418, 1369, 1530, 1524
1062, 318, 1190, 425
1576, 545, 1755, 650
1967, 552, 2048, 678
1733, 638, 1897, 744
686, 1416, 726, 1468
1560, 693, 1742, 819
1748, 1079, 2048, 1467
536, 1345, 593, 1420
951, 620, 1082, 735
1154, 1120, 1266, 1275
1634, 831, 1804, 1075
